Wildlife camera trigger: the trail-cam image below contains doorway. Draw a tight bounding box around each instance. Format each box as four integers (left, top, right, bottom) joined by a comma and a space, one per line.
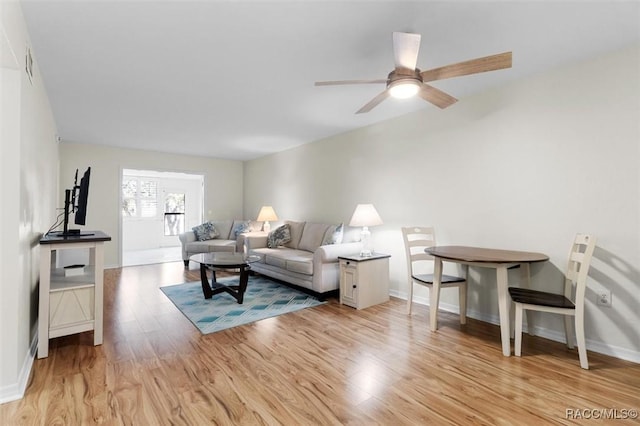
121, 169, 204, 266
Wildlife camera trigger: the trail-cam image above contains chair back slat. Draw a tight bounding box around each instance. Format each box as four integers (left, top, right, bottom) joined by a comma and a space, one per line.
563, 234, 596, 304
402, 226, 436, 275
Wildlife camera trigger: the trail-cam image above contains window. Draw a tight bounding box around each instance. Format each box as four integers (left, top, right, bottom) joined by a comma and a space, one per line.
164, 193, 185, 236
122, 178, 158, 218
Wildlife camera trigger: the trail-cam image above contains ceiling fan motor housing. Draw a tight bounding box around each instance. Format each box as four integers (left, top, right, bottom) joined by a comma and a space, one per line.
387, 69, 423, 98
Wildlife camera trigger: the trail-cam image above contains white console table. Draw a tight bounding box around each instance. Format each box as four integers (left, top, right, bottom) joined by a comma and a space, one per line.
38, 231, 111, 358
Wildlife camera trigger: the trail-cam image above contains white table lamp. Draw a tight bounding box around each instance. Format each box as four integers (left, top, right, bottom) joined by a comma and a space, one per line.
257, 206, 278, 233
349, 203, 383, 257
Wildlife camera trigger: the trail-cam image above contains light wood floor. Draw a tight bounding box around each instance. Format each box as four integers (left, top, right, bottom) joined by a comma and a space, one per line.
2, 262, 639, 425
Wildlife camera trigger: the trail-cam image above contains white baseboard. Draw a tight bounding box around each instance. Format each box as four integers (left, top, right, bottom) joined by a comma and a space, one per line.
0, 334, 37, 404
391, 289, 640, 364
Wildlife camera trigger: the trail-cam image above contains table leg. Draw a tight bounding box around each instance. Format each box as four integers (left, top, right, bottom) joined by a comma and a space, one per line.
38, 246, 52, 359
430, 258, 443, 332
200, 263, 213, 299
93, 243, 104, 346
199, 264, 248, 304
496, 265, 511, 356
237, 266, 250, 304
459, 264, 468, 324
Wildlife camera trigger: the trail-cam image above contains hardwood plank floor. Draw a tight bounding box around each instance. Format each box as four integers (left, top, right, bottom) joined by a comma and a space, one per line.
2, 261, 639, 425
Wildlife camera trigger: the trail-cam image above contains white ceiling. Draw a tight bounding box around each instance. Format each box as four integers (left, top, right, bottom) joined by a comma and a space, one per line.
20, 1, 640, 161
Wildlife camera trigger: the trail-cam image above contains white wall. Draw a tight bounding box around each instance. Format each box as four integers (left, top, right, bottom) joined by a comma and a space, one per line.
244, 45, 640, 362
0, 1, 59, 402
59, 142, 243, 267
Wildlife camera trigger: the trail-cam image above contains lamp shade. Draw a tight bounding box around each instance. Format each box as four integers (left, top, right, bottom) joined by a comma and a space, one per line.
257, 206, 278, 222
349, 204, 383, 227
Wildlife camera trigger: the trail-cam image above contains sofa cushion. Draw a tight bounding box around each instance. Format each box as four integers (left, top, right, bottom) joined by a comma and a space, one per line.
250, 247, 272, 263
186, 239, 235, 252
298, 223, 331, 252
265, 253, 287, 269
210, 220, 233, 240
267, 224, 291, 248
284, 221, 305, 249
252, 248, 313, 275
192, 222, 219, 241
285, 253, 314, 275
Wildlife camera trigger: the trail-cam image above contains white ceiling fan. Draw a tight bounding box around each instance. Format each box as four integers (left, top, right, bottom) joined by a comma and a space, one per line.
315, 32, 512, 113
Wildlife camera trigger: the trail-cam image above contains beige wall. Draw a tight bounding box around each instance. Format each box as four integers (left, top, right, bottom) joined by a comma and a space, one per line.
59, 142, 244, 267
245, 45, 640, 361
1, 1, 59, 401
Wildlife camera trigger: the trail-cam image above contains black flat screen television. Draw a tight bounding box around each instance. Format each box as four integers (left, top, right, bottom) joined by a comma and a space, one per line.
74, 167, 90, 226
56, 167, 92, 237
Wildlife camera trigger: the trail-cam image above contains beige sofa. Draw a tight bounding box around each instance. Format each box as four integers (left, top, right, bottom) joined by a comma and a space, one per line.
179, 220, 265, 267
245, 221, 362, 298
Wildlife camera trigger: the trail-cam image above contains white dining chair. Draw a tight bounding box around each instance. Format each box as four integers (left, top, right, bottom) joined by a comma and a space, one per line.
402, 227, 467, 328
509, 234, 596, 369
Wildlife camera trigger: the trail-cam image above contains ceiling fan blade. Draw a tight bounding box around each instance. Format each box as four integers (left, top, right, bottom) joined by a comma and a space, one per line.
315, 79, 386, 86
356, 90, 390, 114
418, 84, 458, 109
420, 52, 512, 82
393, 32, 421, 71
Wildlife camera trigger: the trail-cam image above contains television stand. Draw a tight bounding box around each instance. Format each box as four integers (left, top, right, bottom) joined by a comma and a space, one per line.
49, 230, 95, 237
38, 231, 111, 358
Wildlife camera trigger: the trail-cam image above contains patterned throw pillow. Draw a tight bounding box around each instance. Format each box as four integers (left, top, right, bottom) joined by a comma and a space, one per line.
331, 223, 344, 244
322, 223, 344, 245
233, 221, 251, 237
192, 222, 219, 241
267, 224, 291, 248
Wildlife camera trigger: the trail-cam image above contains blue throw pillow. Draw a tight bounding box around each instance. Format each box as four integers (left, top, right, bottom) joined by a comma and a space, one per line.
233, 221, 251, 237
267, 224, 291, 248
192, 222, 219, 241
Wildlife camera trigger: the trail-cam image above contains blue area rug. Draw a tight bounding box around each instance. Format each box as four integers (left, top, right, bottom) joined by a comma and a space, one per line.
161, 276, 325, 334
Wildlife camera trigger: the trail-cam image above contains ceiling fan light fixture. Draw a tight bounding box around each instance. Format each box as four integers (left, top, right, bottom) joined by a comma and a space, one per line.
388, 79, 421, 99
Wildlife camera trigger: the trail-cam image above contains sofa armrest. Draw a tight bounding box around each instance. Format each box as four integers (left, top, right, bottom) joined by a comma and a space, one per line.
179, 231, 197, 245
237, 231, 268, 253
315, 242, 363, 263
245, 234, 269, 251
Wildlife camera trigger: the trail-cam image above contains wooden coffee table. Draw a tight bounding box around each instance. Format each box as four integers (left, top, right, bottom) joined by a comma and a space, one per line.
189, 253, 260, 303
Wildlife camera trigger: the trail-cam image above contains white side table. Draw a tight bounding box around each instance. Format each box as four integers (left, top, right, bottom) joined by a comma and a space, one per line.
38, 231, 111, 358
338, 253, 390, 310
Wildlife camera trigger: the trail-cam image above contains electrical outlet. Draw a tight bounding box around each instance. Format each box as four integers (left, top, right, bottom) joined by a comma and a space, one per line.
596, 290, 612, 307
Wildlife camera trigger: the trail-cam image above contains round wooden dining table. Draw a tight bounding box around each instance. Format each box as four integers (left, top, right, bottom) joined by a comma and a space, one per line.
425, 246, 549, 356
